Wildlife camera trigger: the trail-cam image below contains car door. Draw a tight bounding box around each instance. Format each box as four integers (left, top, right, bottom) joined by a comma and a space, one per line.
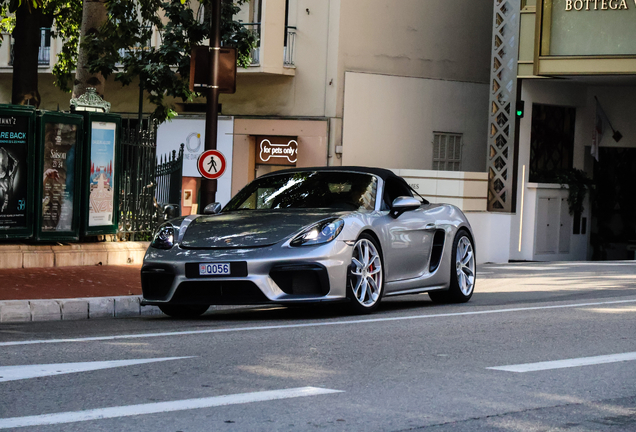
378, 178, 436, 284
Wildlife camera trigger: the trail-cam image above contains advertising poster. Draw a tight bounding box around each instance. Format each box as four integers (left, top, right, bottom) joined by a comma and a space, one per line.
88, 121, 116, 227
0, 115, 29, 230
41, 123, 78, 232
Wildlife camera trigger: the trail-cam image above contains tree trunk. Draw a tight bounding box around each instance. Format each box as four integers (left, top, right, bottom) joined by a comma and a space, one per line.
11, 3, 45, 106
72, 0, 108, 99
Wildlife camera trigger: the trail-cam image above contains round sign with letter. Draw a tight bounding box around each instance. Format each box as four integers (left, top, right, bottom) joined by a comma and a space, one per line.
197, 149, 227, 179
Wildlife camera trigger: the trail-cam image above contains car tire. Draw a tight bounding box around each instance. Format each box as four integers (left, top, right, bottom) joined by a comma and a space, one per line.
158, 304, 210, 318
347, 233, 385, 314
428, 229, 475, 304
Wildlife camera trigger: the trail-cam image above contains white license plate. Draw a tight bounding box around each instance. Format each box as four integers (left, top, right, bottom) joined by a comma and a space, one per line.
199, 263, 231, 276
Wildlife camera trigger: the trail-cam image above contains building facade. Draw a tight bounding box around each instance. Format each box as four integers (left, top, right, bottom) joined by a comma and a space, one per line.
0, 1, 506, 261
495, 0, 636, 262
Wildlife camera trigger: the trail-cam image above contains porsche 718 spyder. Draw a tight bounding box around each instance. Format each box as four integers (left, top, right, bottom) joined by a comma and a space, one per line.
141, 167, 476, 317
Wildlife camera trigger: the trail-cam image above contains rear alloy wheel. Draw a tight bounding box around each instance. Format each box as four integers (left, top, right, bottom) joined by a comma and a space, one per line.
158, 304, 210, 318
347, 234, 384, 314
429, 229, 475, 304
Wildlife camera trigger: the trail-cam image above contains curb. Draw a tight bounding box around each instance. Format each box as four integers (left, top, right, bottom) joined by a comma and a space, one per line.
0, 296, 163, 323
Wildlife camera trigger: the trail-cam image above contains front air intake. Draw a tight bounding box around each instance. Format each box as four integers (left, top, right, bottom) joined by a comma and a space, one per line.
270, 264, 330, 296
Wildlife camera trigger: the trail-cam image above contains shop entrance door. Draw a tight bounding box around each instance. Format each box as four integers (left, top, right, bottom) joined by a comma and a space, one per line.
591, 147, 636, 260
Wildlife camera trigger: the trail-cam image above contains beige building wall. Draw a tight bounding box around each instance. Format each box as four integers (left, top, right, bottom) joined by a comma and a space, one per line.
222, 0, 494, 118
333, 0, 493, 117
341, 72, 489, 172
0, 0, 493, 122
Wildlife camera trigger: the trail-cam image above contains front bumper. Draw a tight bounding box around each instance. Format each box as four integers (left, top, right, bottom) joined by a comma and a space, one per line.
141, 240, 353, 306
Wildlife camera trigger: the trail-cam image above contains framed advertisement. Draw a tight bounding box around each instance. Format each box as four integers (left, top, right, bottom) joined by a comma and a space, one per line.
35, 111, 84, 241
80, 113, 121, 236
0, 105, 36, 239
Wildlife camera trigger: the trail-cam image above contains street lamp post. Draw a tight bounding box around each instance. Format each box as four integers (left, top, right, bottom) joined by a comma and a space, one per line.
200, 0, 222, 208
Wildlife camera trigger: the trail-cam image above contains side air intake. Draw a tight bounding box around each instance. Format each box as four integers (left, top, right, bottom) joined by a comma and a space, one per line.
429, 230, 446, 273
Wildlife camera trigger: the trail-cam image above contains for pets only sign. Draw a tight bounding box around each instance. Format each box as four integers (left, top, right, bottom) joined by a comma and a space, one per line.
256, 137, 298, 166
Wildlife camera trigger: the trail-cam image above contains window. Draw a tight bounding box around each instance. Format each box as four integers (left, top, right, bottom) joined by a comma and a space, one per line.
529, 104, 576, 183
433, 133, 462, 171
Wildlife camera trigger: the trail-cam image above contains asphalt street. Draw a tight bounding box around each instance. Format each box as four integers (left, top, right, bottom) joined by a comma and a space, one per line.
1, 261, 635, 431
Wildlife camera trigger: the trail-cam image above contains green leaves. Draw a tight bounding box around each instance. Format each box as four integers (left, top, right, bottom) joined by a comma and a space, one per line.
1, 0, 256, 122
80, 0, 257, 122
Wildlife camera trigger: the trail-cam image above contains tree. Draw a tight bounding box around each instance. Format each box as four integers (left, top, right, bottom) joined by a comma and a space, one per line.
0, 0, 82, 106
76, 0, 257, 122
1, 0, 255, 118
72, 0, 106, 98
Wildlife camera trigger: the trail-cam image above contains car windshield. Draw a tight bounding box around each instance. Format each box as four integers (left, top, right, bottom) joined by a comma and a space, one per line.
224, 171, 377, 212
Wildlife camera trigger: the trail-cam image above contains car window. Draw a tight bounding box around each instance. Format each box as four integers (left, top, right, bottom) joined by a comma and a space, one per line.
226, 172, 377, 212
382, 178, 413, 210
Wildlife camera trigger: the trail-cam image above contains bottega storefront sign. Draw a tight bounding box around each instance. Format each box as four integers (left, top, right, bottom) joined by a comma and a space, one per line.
542, 0, 636, 56
564, 0, 631, 10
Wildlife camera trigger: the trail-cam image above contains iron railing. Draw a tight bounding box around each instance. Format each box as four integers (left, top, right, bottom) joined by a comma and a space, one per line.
284, 26, 296, 67
118, 116, 158, 239
9, 28, 51, 66
240, 22, 261, 65
155, 144, 184, 208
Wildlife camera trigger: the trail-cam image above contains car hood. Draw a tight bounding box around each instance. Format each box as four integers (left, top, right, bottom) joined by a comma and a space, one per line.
179, 210, 343, 249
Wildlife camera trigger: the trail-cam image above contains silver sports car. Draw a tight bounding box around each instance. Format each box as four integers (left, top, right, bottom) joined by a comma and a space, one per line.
141, 167, 476, 317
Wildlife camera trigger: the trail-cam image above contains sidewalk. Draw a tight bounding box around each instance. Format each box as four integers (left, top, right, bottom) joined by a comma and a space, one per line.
0, 265, 155, 323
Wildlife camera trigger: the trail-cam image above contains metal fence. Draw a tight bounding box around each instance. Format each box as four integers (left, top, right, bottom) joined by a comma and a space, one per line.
118, 117, 158, 240
155, 144, 184, 210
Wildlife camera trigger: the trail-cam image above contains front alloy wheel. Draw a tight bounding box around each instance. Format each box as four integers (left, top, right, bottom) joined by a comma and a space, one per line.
455, 235, 475, 297
348, 234, 384, 313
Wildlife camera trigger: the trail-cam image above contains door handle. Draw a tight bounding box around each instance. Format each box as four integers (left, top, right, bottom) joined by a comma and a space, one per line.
424, 223, 436, 231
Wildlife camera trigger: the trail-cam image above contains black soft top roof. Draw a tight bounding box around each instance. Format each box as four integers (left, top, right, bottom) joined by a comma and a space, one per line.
258, 166, 403, 182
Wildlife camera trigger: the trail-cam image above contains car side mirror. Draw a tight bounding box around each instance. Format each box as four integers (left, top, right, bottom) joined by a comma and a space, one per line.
390, 196, 421, 218
203, 202, 222, 215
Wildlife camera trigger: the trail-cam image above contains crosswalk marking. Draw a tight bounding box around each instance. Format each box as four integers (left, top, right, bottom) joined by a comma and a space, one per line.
0, 387, 343, 429
488, 352, 636, 373
0, 357, 192, 382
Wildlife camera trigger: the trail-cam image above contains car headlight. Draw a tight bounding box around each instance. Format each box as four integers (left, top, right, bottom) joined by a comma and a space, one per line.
151, 224, 176, 249
290, 218, 344, 247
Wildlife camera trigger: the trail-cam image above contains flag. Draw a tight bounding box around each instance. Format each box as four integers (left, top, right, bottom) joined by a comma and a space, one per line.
591, 98, 608, 162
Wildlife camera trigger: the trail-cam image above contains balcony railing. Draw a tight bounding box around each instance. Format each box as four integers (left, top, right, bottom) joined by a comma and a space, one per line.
239, 22, 261, 66
9, 28, 51, 67
117, 27, 153, 67
284, 26, 296, 67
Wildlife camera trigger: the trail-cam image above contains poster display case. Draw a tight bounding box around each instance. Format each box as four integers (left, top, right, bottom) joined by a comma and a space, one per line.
35, 111, 84, 241
0, 105, 36, 239
80, 112, 121, 236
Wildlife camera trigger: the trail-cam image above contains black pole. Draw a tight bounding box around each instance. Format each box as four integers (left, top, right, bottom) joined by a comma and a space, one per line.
200, 0, 222, 209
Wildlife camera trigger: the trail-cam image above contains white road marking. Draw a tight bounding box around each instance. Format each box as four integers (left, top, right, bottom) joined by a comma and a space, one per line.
0, 357, 192, 382
485, 266, 560, 271
0, 387, 343, 429
488, 352, 636, 373
1, 298, 635, 347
